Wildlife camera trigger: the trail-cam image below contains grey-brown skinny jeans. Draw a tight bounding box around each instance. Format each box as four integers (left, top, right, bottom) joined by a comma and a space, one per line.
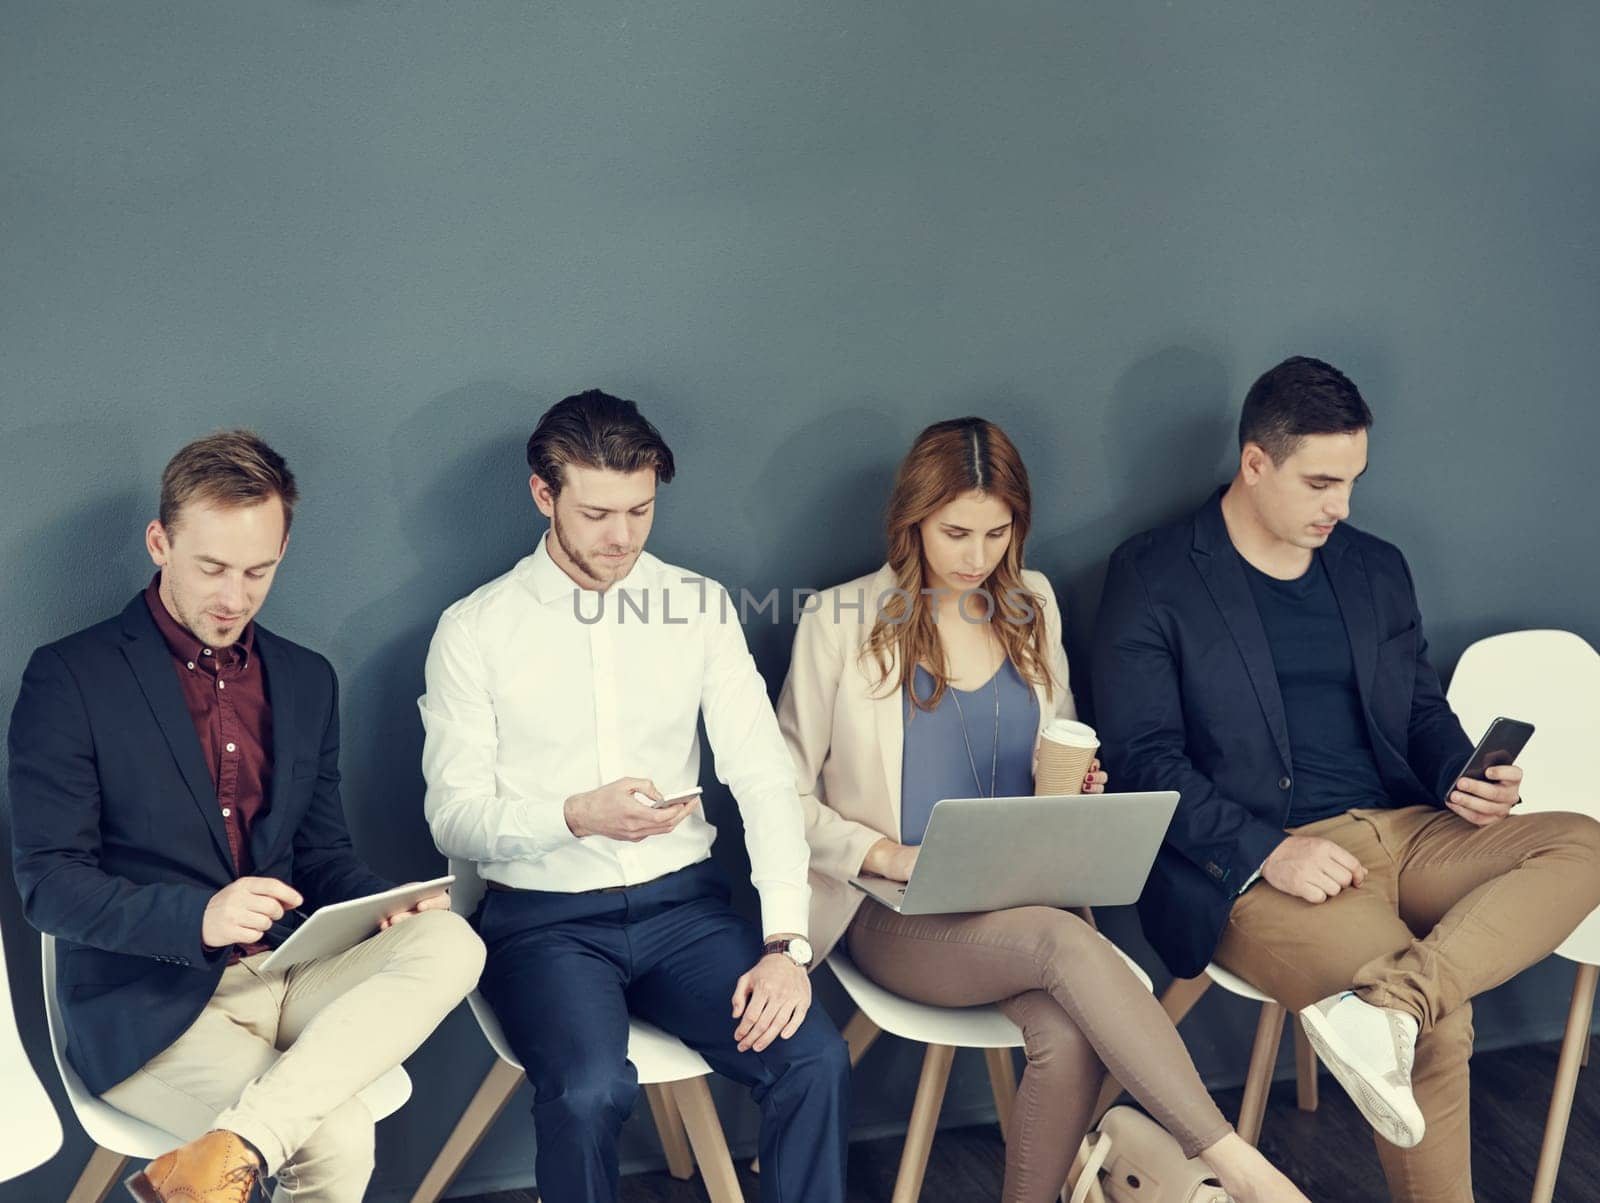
848, 902, 1232, 1203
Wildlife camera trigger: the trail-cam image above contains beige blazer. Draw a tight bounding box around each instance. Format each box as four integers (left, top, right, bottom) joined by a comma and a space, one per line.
777, 564, 1078, 962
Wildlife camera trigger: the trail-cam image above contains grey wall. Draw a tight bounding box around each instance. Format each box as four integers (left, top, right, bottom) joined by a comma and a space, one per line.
4, 2, 1598, 1198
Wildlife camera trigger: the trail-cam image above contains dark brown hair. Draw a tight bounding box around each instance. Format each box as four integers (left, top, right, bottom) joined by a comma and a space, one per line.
864, 417, 1054, 712
526, 389, 676, 495
1240, 356, 1373, 464
159, 430, 299, 533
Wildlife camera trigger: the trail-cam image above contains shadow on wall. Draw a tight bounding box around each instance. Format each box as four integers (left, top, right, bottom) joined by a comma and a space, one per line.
732, 401, 902, 677
1033, 345, 1238, 719
329, 382, 544, 881
321, 382, 552, 1195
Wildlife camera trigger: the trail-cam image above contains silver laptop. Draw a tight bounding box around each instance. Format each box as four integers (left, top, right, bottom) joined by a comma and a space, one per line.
849, 792, 1179, 914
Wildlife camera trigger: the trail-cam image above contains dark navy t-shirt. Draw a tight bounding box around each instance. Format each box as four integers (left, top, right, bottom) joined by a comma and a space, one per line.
1242, 554, 1390, 825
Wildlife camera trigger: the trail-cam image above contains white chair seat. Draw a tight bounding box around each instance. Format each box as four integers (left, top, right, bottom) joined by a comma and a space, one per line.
465, 990, 713, 1085
830, 937, 1153, 1051
1448, 629, 1600, 1202
0, 919, 62, 1182
1205, 962, 1275, 1005
41, 934, 410, 1161
829, 951, 1025, 1048
1451, 630, 1600, 966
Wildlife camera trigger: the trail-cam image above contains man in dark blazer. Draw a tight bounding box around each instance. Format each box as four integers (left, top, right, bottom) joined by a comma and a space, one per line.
10, 431, 483, 1203
1092, 357, 1600, 1203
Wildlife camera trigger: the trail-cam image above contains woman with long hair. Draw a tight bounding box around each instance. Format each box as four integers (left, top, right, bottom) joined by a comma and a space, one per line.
778, 418, 1309, 1203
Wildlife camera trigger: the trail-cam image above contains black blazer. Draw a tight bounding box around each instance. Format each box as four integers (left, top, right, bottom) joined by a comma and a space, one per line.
9, 594, 392, 1095
1090, 490, 1473, 980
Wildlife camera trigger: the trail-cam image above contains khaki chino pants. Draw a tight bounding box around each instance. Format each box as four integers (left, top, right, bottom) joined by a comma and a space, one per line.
103, 909, 485, 1203
1213, 804, 1600, 1203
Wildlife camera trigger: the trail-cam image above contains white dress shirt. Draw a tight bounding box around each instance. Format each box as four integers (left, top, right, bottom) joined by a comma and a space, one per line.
419, 533, 811, 938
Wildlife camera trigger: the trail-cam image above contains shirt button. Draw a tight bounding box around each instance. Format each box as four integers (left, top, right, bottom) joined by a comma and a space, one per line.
202, 648, 213, 656
222, 807, 231, 817
226, 742, 236, 753
186, 661, 196, 670
1278, 776, 1292, 790
218, 681, 226, 690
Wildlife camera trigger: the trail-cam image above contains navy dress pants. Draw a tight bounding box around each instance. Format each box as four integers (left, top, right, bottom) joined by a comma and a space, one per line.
475, 860, 850, 1203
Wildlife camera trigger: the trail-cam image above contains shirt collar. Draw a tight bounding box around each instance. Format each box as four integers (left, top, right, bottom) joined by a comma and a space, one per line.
522, 531, 654, 606
143, 573, 254, 668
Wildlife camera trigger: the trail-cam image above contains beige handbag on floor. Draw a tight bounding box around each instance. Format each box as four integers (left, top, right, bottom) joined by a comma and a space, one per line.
1067, 1106, 1232, 1203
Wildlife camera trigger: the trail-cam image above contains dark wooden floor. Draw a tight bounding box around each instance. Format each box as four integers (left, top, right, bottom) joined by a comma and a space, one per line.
456, 1036, 1598, 1201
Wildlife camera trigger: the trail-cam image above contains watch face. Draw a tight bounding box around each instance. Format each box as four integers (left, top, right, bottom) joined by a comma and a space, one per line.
788, 937, 814, 966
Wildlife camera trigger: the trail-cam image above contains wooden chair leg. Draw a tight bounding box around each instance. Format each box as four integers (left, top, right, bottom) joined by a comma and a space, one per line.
984, 1047, 1019, 1141
1237, 1002, 1285, 1146
1531, 963, 1598, 1203
1293, 1021, 1319, 1112
409, 1058, 524, 1203
843, 1009, 884, 1066
673, 1076, 746, 1203
67, 1146, 128, 1203
1093, 973, 1213, 1120
892, 1044, 956, 1203
645, 1082, 695, 1180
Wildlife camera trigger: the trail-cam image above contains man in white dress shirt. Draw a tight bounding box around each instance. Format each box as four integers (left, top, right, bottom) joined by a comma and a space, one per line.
419, 389, 849, 1202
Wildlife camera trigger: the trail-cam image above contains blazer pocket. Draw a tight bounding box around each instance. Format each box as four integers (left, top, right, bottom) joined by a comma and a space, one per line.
1378, 622, 1418, 653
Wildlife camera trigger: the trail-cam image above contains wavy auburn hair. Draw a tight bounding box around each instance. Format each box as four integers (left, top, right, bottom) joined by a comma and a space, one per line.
863, 417, 1054, 712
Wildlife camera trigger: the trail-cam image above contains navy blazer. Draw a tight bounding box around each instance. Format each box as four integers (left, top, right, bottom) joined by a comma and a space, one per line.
9, 594, 392, 1095
1090, 490, 1473, 980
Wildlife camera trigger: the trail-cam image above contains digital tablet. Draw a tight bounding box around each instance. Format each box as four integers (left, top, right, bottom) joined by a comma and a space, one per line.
258, 875, 455, 971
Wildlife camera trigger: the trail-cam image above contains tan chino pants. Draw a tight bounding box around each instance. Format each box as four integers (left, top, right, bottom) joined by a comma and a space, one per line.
1213, 805, 1600, 1203
103, 909, 485, 1203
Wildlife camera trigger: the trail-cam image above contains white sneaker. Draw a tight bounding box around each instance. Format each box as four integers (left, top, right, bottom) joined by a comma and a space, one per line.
1299, 991, 1425, 1148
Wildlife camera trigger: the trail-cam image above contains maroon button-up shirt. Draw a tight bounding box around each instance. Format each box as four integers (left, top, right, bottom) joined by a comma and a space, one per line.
144, 576, 274, 956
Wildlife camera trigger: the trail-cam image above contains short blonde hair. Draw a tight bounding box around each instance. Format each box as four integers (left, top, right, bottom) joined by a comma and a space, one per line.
159, 430, 299, 533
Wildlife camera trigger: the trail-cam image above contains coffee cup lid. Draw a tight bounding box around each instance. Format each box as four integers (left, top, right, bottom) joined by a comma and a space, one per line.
1042, 719, 1097, 747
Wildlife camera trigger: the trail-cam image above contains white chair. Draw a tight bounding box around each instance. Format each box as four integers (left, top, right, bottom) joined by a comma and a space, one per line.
828, 926, 1154, 1203
408, 859, 745, 1203
0, 920, 63, 1183
42, 933, 412, 1203
1447, 628, 1600, 1203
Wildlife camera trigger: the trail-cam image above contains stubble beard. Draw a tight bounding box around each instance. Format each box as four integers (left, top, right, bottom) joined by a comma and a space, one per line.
551, 510, 632, 589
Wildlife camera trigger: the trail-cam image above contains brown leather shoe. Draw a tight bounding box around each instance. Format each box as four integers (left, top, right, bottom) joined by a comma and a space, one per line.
124, 1130, 267, 1203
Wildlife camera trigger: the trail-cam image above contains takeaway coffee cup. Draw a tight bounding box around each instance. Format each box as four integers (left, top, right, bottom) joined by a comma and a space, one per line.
1035, 719, 1099, 796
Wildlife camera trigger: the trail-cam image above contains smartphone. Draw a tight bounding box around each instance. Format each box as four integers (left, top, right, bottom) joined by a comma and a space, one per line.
1455, 717, 1535, 786
630, 786, 704, 809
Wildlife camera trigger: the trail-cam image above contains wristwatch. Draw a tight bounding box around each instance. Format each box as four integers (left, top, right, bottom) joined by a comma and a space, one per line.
763, 936, 814, 968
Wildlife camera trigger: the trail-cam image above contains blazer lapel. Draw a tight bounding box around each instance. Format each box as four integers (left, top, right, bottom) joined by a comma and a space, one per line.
1191, 495, 1293, 771
249, 629, 297, 866
861, 566, 905, 829
119, 598, 233, 872
1321, 532, 1380, 725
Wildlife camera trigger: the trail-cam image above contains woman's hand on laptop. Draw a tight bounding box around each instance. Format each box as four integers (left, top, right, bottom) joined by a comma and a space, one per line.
863, 838, 920, 882
1084, 759, 1108, 794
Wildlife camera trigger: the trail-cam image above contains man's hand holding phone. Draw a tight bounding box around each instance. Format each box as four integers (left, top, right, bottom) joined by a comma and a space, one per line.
1448, 763, 1523, 828
564, 777, 700, 842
